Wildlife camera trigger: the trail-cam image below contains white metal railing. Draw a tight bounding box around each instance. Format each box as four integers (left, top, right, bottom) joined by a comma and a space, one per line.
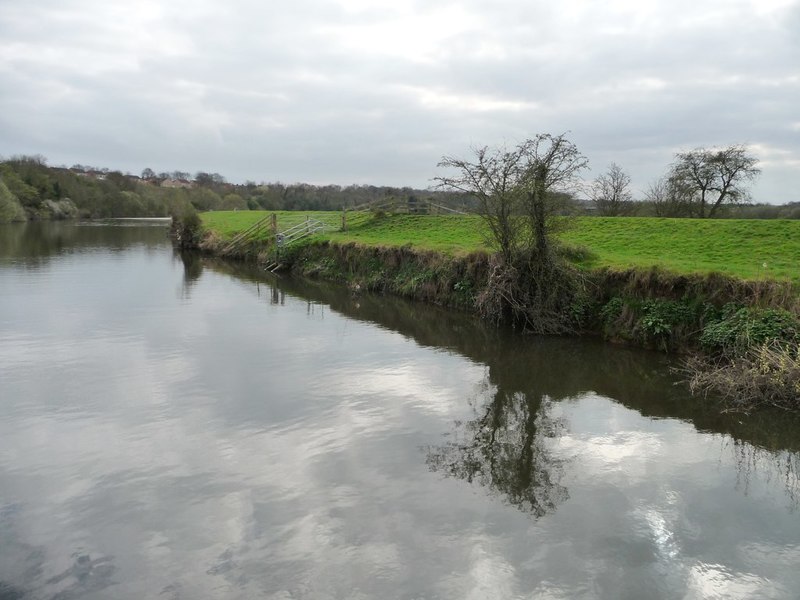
276, 219, 333, 247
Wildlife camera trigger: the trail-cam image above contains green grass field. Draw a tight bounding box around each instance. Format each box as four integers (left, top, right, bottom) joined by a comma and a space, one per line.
560, 217, 799, 281
200, 211, 800, 282
201, 211, 367, 239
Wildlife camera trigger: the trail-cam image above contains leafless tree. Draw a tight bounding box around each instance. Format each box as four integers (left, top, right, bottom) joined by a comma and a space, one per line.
590, 162, 634, 216
436, 134, 588, 333
436, 144, 528, 263
644, 176, 695, 217
670, 145, 760, 218
516, 134, 588, 258
436, 133, 588, 262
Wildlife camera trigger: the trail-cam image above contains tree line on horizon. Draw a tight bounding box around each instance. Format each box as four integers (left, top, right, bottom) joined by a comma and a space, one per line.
0, 155, 472, 222
1, 152, 798, 224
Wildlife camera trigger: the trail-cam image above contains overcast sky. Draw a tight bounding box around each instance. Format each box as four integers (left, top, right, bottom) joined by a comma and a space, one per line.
1, 0, 798, 202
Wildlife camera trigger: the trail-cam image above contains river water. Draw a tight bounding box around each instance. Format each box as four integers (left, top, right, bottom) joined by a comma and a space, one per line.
0, 221, 798, 600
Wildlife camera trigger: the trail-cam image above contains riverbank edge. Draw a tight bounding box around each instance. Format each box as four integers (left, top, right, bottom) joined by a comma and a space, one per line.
174, 218, 800, 410
185, 221, 798, 346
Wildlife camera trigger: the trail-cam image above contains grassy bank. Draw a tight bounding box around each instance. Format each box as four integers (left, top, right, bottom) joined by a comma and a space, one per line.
186, 210, 800, 411
200, 211, 800, 282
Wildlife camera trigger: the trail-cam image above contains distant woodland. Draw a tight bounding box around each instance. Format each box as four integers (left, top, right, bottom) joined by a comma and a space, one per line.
0, 155, 471, 223
1, 154, 798, 223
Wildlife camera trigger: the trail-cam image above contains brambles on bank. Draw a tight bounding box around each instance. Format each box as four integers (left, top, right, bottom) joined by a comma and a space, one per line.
688, 342, 800, 412
685, 306, 800, 411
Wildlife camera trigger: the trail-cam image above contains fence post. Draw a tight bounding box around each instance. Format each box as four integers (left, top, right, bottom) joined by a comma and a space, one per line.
342, 208, 347, 231
271, 213, 278, 252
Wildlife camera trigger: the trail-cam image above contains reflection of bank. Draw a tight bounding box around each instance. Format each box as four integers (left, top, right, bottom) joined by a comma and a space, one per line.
199, 255, 800, 508
0, 221, 168, 266
270, 285, 286, 306
200, 254, 800, 449
729, 438, 800, 509
267, 281, 325, 317
177, 250, 203, 300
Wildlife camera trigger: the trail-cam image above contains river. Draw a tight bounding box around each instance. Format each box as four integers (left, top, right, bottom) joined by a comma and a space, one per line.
1, 221, 798, 600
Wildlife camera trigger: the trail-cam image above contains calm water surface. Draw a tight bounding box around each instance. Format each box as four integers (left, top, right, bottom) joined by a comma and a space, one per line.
1, 222, 799, 600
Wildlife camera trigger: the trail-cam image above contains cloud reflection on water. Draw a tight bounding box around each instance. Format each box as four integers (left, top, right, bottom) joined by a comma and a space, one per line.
2, 226, 800, 598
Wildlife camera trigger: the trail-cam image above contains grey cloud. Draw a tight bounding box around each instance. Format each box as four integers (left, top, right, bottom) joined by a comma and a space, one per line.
0, 0, 797, 200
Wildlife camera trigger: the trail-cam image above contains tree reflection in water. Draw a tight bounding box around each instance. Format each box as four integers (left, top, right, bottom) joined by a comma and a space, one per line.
203, 258, 800, 513
426, 371, 569, 518
178, 250, 203, 299
729, 439, 800, 509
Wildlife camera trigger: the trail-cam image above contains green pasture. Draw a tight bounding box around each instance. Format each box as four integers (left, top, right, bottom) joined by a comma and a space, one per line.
560, 217, 799, 281
328, 214, 484, 253
202, 211, 357, 239
200, 211, 800, 282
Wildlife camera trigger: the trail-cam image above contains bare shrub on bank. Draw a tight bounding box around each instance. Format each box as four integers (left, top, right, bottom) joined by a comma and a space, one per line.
475, 250, 587, 334
687, 342, 800, 412
436, 134, 589, 333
